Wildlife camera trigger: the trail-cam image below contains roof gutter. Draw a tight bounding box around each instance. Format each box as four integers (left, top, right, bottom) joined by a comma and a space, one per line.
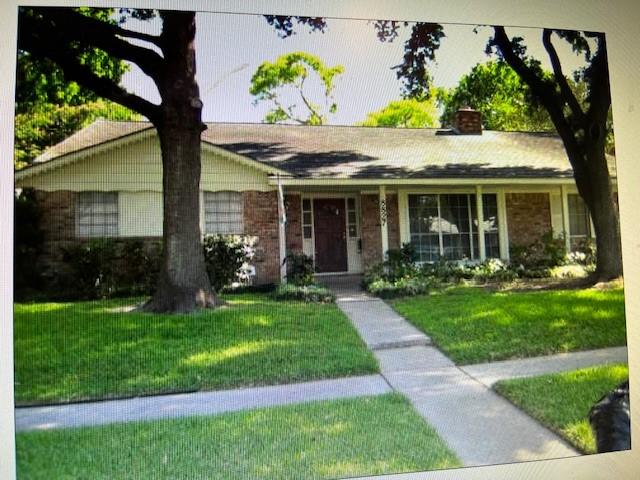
266, 177, 614, 187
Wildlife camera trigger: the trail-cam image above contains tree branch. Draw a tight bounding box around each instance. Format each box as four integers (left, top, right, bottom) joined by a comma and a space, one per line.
585, 34, 611, 126
543, 29, 586, 124
32, 8, 164, 83
492, 26, 589, 181
19, 24, 161, 122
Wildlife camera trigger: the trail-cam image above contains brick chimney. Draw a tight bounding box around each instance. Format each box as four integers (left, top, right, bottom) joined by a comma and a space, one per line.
453, 106, 482, 135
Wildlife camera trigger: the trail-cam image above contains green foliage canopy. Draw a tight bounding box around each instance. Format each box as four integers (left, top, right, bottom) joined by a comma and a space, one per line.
440, 60, 555, 132
14, 100, 139, 170
16, 8, 129, 113
359, 98, 438, 128
249, 51, 344, 125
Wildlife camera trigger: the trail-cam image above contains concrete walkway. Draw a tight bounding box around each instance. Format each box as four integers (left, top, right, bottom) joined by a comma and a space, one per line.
461, 346, 628, 387
15, 374, 391, 432
334, 291, 582, 466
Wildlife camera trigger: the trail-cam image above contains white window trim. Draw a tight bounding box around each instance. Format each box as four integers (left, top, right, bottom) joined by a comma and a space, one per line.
399, 188, 506, 262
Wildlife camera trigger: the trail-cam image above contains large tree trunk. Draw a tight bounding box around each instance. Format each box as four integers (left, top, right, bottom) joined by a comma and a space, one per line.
578, 150, 623, 281
143, 11, 218, 313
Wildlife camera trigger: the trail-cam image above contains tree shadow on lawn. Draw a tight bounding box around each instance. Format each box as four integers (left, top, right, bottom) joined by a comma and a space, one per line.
13, 296, 378, 406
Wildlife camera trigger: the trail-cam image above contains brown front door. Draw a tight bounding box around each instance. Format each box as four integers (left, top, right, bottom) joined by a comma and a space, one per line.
313, 198, 348, 273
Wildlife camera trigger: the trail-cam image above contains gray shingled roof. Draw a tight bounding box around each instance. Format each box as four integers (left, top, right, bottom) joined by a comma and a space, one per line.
29, 120, 617, 180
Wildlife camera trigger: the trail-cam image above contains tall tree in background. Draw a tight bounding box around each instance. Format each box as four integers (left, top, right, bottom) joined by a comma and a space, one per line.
489, 28, 620, 279
358, 98, 438, 128
440, 60, 555, 132
18, 7, 216, 313
249, 51, 344, 125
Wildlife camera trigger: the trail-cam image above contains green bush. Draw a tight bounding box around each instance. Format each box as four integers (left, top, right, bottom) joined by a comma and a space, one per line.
367, 276, 434, 299
286, 253, 315, 285
271, 283, 335, 303
14, 190, 44, 295
115, 240, 162, 296
510, 232, 566, 270
566, 238, 596, 266
203, 235, 256, 292
61, 239, 119, 299
363, 243, 418, 288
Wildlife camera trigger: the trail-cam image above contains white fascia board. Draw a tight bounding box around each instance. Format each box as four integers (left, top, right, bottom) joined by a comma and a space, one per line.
269, 177, 584, 187
15, 128, 156, 183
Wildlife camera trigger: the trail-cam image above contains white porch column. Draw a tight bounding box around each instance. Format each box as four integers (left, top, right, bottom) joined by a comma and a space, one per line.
561, 184, 571, 253
379, 185, 389, 259
497, 190, 510, 261
277, 177, 287, 283
476, 185, 486, 261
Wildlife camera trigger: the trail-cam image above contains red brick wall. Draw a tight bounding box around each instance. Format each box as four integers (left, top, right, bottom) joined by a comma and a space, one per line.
33, 190, 77, 275
360, 194, 382, 267
284, 194, 303, 256
243, 191, 281, 284
386, 194, 400, 250
33, 189, 281, 285
506, 193, 552, 247
360, 193, 400, 268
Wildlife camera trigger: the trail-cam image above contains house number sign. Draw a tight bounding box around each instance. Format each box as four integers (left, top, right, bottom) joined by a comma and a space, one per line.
379, 199, 387, 226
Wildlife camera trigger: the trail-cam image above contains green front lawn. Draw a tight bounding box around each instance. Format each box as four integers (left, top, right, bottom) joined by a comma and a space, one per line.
393, 286, 626, 364
17, 394, 460, 479
14, 294, 378, 405
494, 364, 629, 453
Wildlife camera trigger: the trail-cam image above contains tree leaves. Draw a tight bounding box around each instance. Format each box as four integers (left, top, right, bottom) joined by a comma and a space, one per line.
359, 98, 438, 128
440, 60, 555, 132
249, 51, 344, 125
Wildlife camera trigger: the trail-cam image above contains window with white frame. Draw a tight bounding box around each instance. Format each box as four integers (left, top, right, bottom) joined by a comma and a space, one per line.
567, 193, 592, 249
76, 192, 119, 237
302, 198, 313, 239
408, 193, 499, 262
204, 191, 244, 235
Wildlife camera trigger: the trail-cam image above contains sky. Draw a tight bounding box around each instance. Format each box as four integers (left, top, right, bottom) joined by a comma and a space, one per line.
121, 12, 592, 125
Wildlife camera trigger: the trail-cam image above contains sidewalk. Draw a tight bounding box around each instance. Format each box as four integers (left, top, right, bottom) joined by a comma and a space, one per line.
15, 374, 391, 432
335, 292, 583, 466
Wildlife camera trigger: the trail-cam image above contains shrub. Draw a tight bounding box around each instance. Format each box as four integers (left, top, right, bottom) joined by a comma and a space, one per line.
286, 253, 315, 285
14, 190, 44, 295
61, 239, 119, 299
510, 232, 566, 270
367, 276, 434, 299
363, 243, 418, 288
202, 235, 256, 292
567, 238, 597, 266
114, 240, 162, 296
271, 283, 335, 303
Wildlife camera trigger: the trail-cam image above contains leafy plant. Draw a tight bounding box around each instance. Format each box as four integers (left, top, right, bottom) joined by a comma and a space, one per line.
202, 235, 256, 292
14, 190, 44, 295
271, 283, 335, 303
510, 232, 566, 271
367, 277, 434, 299
115, 239, 162, 296
60, 239, 119, 298
286, 253, 315, 285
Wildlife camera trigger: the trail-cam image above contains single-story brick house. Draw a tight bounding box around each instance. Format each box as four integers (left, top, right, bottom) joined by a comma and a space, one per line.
15, 109, 615, 285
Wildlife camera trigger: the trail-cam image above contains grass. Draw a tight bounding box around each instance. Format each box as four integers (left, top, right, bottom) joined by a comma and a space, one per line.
16, 393, 460, 479
494, 364, 629, 453
14, 294, 378, 405
392, 286, 626, 364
